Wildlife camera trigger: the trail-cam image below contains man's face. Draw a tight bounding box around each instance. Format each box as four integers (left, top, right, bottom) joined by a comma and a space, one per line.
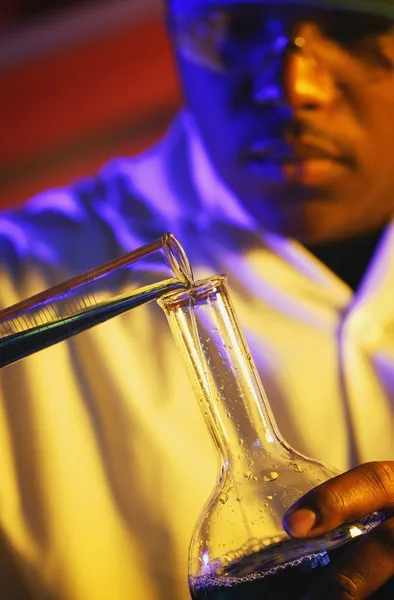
169, 0, 394, 243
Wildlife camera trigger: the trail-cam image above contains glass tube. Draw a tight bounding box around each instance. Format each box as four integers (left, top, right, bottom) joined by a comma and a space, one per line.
0, 233, 193, 368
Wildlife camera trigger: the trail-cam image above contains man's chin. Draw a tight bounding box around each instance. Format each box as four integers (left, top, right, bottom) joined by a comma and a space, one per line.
247, 200, 348, 245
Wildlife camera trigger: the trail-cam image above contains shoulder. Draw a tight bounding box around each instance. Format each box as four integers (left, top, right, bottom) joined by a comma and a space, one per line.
0, 113, 192, 279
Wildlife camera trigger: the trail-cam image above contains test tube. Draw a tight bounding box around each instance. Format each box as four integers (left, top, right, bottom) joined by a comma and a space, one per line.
0, 233, 193, 368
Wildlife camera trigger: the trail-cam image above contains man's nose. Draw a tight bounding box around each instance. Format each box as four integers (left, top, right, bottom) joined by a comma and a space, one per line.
252, 30, 336, 111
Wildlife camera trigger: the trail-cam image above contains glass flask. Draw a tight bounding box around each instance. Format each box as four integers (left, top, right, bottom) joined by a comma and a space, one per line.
158, 275, 388, 600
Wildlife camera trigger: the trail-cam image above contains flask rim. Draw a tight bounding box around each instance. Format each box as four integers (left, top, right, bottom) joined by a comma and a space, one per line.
158, 274, 227, 310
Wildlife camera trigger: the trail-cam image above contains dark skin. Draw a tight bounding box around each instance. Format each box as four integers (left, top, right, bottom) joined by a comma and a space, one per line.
283, 462, 394, 599
171, 1, 394, 244
168, 1, 394, 597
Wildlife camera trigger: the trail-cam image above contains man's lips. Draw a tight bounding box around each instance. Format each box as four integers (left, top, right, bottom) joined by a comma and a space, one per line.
280, 158, 348, 186
247, 137, 347, 163
246, 138, 350, 185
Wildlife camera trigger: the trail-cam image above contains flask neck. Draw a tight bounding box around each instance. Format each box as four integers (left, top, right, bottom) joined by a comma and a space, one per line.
159, 276, 285, 465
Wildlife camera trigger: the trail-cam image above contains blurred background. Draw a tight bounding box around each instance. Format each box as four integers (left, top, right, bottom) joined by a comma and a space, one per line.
0, 0, 181, 209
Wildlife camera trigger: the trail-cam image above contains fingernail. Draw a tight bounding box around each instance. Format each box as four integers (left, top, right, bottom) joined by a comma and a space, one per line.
283, 508, 317, 537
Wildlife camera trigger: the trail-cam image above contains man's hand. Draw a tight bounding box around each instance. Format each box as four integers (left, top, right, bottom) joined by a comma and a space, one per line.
282, 461, 394, 599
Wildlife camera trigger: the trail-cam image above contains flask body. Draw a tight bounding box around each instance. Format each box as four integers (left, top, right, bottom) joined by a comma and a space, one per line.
159, 275, 388, 599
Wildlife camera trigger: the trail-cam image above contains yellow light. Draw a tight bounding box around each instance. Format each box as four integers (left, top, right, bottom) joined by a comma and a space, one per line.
350, 526, 363, 538
294, 37, 306, 49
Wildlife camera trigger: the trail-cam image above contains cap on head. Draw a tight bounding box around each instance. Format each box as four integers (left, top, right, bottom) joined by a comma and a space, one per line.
168, 0, 394, 19
268, 0, 394, 19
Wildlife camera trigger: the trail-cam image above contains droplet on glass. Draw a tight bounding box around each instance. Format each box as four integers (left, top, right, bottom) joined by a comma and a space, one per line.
264, 471, 279, 483
292, 463, 304, 473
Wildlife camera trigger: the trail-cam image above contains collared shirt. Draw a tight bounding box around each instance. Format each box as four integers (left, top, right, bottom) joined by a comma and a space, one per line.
0, 111, 393, 600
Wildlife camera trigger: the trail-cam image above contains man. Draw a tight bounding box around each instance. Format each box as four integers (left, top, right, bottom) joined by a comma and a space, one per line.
0, 0, 393, 598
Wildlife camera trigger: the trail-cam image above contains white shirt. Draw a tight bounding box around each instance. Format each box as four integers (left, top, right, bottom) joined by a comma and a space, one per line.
0, 112, 393, 600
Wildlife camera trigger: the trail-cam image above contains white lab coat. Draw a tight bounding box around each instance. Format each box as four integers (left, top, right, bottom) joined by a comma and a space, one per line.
0, 112, 393, 600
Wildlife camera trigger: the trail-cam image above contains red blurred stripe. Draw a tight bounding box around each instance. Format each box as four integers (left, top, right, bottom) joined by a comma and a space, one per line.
0, 14, 181, 207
